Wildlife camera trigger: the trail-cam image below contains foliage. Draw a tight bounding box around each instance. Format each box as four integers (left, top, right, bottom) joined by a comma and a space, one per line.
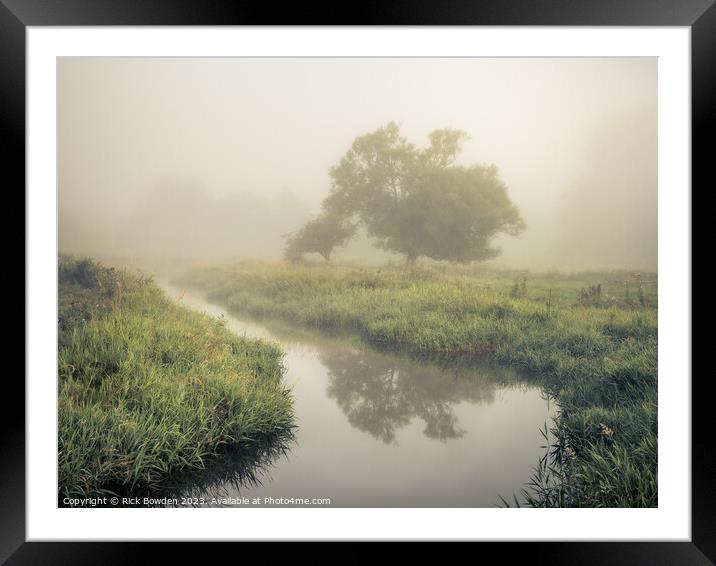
58, 256, 294, 501
284, 213, 356, 262
178, 261, 658, 507
319, 122, 525, 263
578, 284, 602, 306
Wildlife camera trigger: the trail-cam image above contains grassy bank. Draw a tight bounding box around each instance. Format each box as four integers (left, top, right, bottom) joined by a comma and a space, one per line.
58, 257, 294, 501
176, 261, 657, 507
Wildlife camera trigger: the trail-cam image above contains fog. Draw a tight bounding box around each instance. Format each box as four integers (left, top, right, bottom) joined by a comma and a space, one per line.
58, 57, 656, 270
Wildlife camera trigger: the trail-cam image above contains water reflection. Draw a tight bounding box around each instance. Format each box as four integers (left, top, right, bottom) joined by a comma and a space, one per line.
322, 347, 522, 444
158, 281, 554, 507
164, 429, 295, 506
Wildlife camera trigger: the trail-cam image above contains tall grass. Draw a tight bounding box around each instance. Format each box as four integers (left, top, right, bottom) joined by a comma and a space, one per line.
58, 257, 294, 501
177, 261, 658, 507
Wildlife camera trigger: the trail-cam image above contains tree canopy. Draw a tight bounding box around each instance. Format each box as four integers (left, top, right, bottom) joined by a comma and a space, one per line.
293, 122, 525, 263
284, 213, 356, 262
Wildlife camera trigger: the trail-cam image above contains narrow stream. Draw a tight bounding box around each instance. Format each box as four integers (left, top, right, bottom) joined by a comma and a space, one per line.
160, 280, 556, 507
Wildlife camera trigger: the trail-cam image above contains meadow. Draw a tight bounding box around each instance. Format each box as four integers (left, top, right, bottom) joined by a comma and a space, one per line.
58, 256, 294, 502
176, 261, 658, 507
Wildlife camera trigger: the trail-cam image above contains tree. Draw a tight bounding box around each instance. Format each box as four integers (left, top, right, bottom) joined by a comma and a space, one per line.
321, 122, 525, 263
322, 347, 500, 443
284, 213, 356, 262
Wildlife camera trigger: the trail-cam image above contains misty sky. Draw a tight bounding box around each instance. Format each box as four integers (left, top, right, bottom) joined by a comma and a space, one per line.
58, 57, 657, 269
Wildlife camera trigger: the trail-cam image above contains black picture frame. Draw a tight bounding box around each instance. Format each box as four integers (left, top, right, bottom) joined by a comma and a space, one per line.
7, 0, 709, 562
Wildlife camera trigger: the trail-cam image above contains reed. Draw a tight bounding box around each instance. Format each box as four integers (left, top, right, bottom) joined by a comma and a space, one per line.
58, 256, 295, 501
177, 261, 658, 507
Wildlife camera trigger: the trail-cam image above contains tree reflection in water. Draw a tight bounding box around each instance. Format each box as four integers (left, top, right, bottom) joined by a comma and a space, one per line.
322, 347, 520, 444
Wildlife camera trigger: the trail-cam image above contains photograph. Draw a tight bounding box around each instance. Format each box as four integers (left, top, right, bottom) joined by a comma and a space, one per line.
57, 56, 658, 509
7, 2, 707, 557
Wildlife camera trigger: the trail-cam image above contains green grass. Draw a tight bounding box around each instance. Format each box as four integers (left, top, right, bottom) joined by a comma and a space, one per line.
176, 260, 658, 508
58, 257, 294, 502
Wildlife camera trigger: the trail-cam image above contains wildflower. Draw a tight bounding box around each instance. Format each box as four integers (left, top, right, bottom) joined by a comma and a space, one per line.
599, 423, 615, 439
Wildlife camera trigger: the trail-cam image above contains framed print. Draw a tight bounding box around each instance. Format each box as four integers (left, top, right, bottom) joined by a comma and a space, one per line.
8, 0, 711, 562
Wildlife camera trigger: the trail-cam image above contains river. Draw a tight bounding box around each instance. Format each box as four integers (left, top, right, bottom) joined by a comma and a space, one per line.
159, 280, 556, 507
